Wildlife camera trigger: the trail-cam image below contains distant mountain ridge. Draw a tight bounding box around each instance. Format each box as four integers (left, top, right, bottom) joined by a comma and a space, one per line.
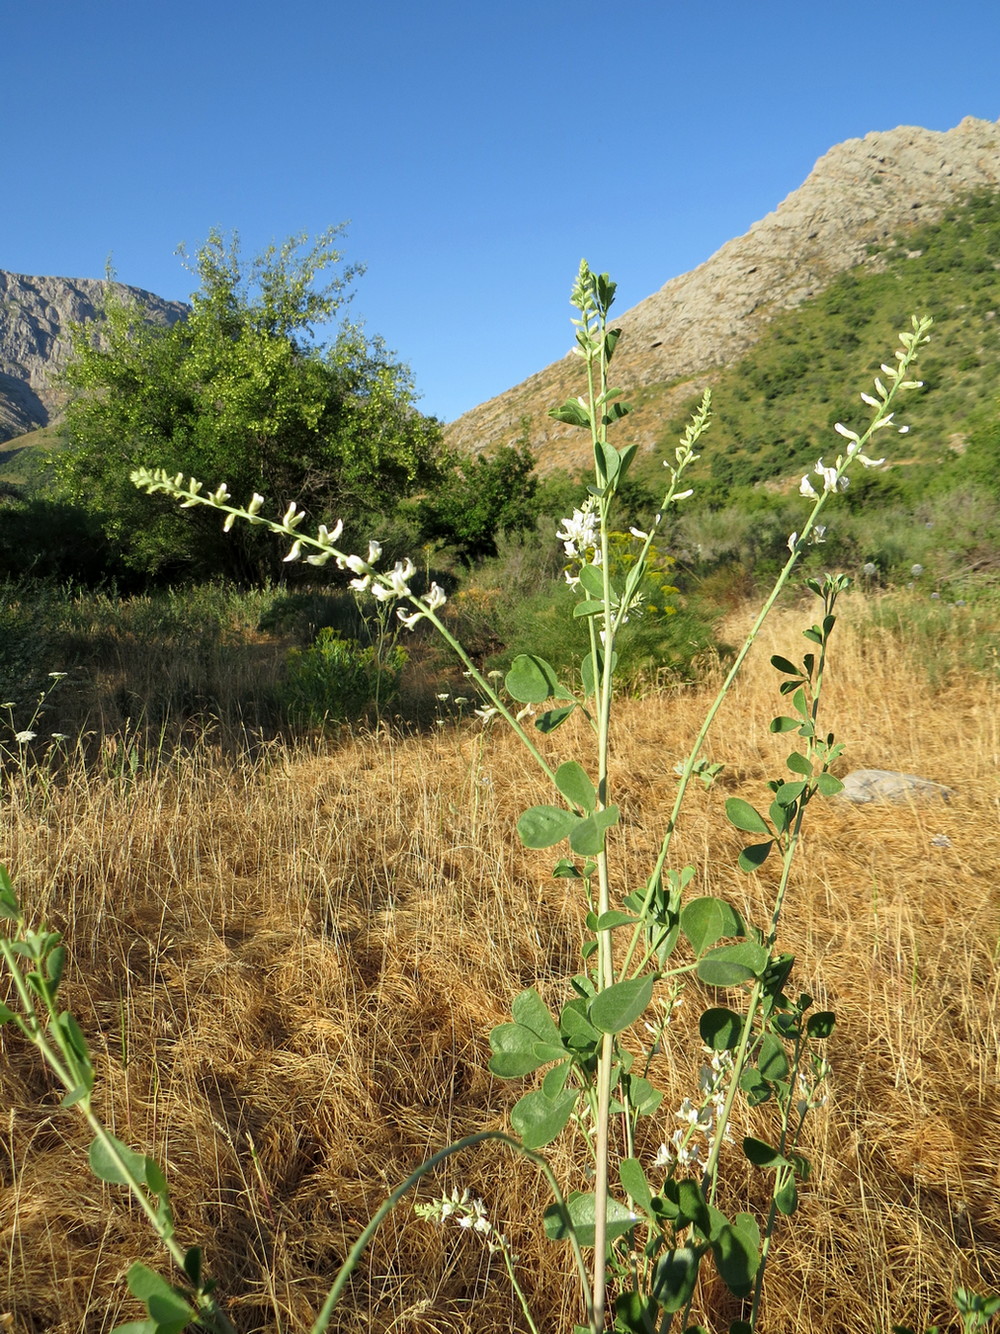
0, 272, 186, 443
445, 115, 1000, 472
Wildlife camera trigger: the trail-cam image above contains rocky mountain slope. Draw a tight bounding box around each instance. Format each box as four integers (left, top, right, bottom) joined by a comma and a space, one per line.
445, 116, 1000, 472
0, 272, 186, 443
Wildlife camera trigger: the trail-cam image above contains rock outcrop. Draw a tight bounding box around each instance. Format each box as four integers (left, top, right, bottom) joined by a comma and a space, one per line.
445, 116, 1000, 470
0, 272, 187, 443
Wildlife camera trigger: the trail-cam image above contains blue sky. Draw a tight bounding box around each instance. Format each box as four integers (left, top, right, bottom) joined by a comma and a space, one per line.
6, 0, 999, 423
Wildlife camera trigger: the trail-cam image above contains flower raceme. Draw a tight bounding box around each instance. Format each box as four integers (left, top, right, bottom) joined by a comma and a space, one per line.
128, 469, 448, 632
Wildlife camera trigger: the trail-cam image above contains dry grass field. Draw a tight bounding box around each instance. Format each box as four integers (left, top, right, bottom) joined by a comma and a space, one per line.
1, 596, 998, 1334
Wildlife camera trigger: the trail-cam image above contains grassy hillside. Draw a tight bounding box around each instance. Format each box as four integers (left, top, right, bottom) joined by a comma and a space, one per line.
642, 190, 1000, 490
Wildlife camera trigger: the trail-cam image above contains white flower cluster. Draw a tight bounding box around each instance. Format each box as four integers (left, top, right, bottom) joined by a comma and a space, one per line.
557, 499, 602, 587
128, 470, 449, 632
653, 1049, 734, 1173
414, 1187, 510, 1256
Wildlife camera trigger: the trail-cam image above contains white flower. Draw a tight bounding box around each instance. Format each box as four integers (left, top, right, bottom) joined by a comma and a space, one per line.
48, 671, 67, 680
834, 423, 859, 443
629, 526, 649, 541
247, 493, 265, 516
424, 582, 447, 611
556, 507, 599, 558
787, 533, 798, 553
367, 540, 382, 563
14, 731, 36, 744
318, 520, 344, 545
348, 574, 371, 592
911, 563, 924, 577
898, 425, 910, 435
814, 460, 839, 493
387, 559, 416, 597
397, 608, 422, 630
343, 554, 368, 575
799, 476, 818, 498
811, 524, 827, 544
474, 706, 498, 722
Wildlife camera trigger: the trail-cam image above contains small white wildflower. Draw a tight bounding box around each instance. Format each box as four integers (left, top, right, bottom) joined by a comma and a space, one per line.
799, 475, 818, 498
834, 423, 860, 443
898, 425, 910, 434
318, 520, 344, 545
653, 1143, 673, 1170
556, 506, 599, 558
367, 540, 382, 563
424, 582, 447, 612
14, 731, 37, 744
811, 525, 827, 545
814, 460, 839, 492
474, 706, 499, 722
397, 608, 422, 630
629, 526, 650, 541
387, 558, 416, 597
860, 392, 880, 408
862, 561, 878, 577
911, 563, 924, 577
787, 532, 798, 553
436, 692, 450, 701
48, 672, 67, 680
247, 493, 265, 516
223, 512, 237, 532
348, 574, 372, 592
283, 540, 303, 563
855, 452, 885, 468
673, 488, 694, 500
343, 554, 368, 575
212, 482, 231, 504
50, 732, 68, 741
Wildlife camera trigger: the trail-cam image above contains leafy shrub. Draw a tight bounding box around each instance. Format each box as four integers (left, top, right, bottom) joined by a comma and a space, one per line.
279, 628, 407, 725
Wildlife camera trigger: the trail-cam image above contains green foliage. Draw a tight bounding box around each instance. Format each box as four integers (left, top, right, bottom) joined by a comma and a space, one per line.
414, 439, 539, 561
58, 229, 443, 580
279, 626, 407, 726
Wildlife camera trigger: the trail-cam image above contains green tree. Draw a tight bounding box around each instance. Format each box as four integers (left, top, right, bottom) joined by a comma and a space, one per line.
414, 440, 538, 561
58, 228, 443, 580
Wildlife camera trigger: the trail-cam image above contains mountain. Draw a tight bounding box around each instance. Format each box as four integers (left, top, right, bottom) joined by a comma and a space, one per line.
445, 116, 1000, 472
0, 272, 186, 444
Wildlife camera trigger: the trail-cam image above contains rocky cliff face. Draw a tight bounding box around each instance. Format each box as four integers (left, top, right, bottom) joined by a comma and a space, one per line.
0, 272, 187, 443
445, 116, 1000, 471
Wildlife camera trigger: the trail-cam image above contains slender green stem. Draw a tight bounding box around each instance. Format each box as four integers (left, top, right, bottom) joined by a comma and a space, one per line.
310, 1131, 591, 1334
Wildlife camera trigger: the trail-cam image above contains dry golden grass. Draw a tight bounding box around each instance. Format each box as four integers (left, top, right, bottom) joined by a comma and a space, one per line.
1, 600, 998, 1333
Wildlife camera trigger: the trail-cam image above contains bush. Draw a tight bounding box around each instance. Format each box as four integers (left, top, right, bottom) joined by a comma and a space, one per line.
279, 628, 407, 726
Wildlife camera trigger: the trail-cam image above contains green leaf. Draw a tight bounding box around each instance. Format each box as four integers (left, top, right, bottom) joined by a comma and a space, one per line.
559, 1000, 600, 1052
569, 805, 619, 855
512, 988, 561, 1045
182, 1246, 202, 1288
712, 1214, 760, 1298
542, 1060, 573, 1098
89, 1134, 147, 1186
589, 974, 654, 1034
613, 1292, 658, 1334
775, 1172, 798, 1215
769, 715, 800, 733
111, 1323, 159, 1334
699, 1007, 744, 1051
742, 1137, 791, 1169
578, 564, 606, 599
517, 805, 579, 849
549, 398, 592, 429
573, 599, 605, 618
773, 780, 807, 805
488, 1023, 552, 1078
724, 799, 771, 836
535, 704, 576, 733
595, 910, 637, 931
0, 1003, 17, 1025
770, 654, 800, 676
125, 1263, 194, 1327
555, 761, 596, 814
680, 897, 746, 956
697, 942, 769, 988
758, 1031, 790, 1081
619, 1157, 653, 1215
806, 1010, 836, 1038
737, 842, 773, 873
505, 654, 571, 704
0, 865, 19, 919
651, 1247, 701, 1312
581, 649, 617, 697
510, 1087, 578, 1148
816, 772, 844, 796
543, 1191, 639, 1247
623, 1074, 662, 1117
786, 751, 812, 776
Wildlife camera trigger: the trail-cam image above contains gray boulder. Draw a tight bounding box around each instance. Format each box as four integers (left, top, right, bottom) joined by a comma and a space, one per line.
838, 769, 955, 804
